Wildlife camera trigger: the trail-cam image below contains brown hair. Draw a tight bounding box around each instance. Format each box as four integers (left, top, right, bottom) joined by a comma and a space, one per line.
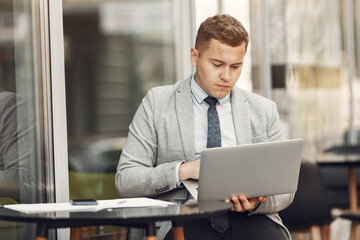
195, 14, 249, 54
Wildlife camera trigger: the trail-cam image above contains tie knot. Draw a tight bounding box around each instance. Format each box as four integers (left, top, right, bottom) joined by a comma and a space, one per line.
204, 96, 218, 106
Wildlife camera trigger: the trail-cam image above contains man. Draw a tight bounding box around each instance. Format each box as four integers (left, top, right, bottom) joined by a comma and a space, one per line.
116, 14, 293, 240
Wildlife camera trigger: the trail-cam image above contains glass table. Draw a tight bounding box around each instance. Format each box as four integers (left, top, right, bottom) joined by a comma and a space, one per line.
0, 200, 231, 240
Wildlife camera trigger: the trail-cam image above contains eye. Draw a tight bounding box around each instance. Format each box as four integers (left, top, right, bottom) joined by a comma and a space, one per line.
213, 63, 222, 67
232, 65, 241, 69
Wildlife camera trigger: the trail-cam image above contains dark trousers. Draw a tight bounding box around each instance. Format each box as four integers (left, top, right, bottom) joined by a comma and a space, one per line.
165, 212, 287, 240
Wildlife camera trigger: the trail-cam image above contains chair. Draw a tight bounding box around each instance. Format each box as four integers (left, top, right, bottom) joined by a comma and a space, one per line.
339, 211, 360, 240
279, 160, 333, 240
324, 145, 360, 240
324, 145, 360, 155
320, 145, 360, 209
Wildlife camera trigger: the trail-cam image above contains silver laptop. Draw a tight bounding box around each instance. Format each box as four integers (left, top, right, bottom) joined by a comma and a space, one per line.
184, 139, 303, 201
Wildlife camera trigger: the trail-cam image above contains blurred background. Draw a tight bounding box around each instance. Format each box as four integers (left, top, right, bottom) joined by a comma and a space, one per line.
62, 0, 360, 164
0, 0, 359, 239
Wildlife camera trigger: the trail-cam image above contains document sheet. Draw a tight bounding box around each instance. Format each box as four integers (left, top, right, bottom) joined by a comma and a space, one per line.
4, 197, 173, 214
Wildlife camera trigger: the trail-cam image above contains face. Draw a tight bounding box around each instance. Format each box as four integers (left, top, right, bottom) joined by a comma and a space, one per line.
190, 39, 246, 99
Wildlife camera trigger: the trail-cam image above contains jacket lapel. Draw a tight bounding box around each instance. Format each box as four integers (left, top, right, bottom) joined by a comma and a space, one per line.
232, 87, 252, 145
175, 77, 195, 162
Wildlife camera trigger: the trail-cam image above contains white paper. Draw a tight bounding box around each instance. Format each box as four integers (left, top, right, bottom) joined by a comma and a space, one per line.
4, 197, 173, 214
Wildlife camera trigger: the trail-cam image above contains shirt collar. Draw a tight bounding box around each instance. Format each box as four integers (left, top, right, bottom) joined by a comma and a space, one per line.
190, 73, 231, 105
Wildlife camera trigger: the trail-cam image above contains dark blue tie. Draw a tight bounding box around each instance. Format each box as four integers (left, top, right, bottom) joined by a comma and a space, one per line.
204, 96, 229, 233
204, 96, 221, 148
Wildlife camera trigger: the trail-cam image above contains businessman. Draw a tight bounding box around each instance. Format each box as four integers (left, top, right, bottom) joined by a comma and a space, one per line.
116, 14, 293, 240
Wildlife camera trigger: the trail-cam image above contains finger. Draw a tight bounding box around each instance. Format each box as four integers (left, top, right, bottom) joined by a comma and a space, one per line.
232, 196, 243, 212
239, 195, 252, 211
258, 196, 267, 202
225, 199, 236, 211
239, 195, 248, 202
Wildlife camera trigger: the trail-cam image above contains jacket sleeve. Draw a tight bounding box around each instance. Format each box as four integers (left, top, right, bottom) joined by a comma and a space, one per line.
0, 93, 34, 202
253, 102, 295, 214
115, 89, 180, 198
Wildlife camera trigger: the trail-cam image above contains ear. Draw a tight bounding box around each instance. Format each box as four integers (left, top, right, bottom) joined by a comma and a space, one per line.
190, 48, 199, 66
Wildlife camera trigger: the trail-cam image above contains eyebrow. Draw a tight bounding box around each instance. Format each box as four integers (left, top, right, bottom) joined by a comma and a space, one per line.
209, 58, 243, 65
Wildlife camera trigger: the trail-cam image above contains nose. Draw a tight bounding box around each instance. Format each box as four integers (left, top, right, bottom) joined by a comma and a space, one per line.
220, 67, 231, 81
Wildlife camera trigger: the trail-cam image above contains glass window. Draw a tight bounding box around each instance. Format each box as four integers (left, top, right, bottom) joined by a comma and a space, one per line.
194, 0, 218, 29
63, 1, 176, 236
0, 0, 51, 239
63, 0, 176, 198
0, 0, 48, 205
249, 0, 358, 158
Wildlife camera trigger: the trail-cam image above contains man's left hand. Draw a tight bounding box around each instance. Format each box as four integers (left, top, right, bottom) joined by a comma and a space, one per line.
225, 195, 267, 212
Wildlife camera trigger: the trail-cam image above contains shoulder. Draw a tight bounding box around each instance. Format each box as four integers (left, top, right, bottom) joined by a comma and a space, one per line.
0, 90, 16, 102
233, 87, 276, 109
144, 77, 190, 103
0, 90, 18, 111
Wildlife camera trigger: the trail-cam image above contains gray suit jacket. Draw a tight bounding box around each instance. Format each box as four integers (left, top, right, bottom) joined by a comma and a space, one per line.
116, 76, 294, 239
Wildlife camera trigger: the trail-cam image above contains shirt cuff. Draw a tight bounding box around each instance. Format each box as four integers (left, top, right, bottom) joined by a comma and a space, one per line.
175, 161, 185, 187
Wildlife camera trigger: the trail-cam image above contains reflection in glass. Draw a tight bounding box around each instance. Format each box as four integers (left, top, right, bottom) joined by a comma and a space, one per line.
0, 0, 50, 239
0, 0, 46, 205
0, 90, 34, 203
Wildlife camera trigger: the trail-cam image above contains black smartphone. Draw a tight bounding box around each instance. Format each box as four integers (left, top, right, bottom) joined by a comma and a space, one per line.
71, 199, 98, 205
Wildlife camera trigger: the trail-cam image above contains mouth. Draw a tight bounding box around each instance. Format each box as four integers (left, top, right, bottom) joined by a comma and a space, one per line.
215, 84, 231, 89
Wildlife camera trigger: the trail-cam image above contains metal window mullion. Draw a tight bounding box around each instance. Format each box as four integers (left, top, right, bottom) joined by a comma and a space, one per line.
261, 0, 272, 99
356, 0, 360, 77
29, 0, 44, 203
29, 0, 54, 203
28, 0, 58, 238
48, 0, 69, 238
218, 0, 223, 14
174, 0, 196, 81
345, 0, 357, 144
48, 0, 69, 204
38, 0, 55, 205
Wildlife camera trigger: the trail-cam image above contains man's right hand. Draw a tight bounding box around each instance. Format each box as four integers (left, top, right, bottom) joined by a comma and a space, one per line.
178, 160, 200, 181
